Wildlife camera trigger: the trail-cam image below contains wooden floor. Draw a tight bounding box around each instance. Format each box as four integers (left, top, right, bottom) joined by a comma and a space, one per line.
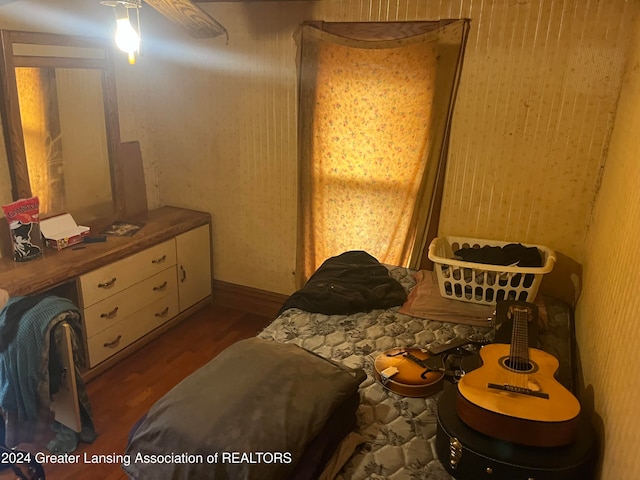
0, 302, 273, 480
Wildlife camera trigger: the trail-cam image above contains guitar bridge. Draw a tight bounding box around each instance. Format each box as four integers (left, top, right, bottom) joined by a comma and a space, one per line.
487, 382, 549, 399
380, 366, 399, 385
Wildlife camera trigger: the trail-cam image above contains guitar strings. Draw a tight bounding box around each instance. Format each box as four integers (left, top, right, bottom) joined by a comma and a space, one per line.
508, 307, 530, 390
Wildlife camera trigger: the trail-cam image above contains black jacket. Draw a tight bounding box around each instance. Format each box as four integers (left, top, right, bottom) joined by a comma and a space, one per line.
278, 251, 407, 316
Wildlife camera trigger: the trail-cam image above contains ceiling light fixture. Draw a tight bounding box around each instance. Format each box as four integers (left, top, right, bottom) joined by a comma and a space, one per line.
101, 0, 142, 65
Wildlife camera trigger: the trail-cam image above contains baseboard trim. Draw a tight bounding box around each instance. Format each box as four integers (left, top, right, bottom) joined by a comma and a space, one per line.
212, 280, 289, 319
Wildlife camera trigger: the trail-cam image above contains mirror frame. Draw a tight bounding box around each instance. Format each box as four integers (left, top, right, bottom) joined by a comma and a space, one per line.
0, 29, 124, 219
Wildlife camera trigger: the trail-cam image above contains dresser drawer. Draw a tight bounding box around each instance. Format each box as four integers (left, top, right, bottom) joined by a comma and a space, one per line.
86, 290, 179, 367
80, 240, 176, 307
83, 267, 177, 338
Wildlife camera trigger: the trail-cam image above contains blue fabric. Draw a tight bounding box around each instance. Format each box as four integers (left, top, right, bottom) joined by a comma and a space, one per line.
0, 295, 78, 421
0, 295, 87, 450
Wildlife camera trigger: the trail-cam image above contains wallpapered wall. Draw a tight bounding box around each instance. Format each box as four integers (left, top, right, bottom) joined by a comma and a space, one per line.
139, 0, 636, 294
0, 1, 639, 477
0, 1, 635, 295
576, 14, 640, 479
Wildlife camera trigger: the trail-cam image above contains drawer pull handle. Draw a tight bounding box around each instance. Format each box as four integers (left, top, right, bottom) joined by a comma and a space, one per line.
103, 335, 122, 348
153, 281, 168, 291
98, 277, 117, 289
152, 255, 167, 264
180, 265, 187, 283
155, 307, 170, 318
100, 307, 119, 319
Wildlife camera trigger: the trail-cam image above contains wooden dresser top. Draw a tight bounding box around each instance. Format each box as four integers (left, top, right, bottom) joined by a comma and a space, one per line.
0, 206, 211, 296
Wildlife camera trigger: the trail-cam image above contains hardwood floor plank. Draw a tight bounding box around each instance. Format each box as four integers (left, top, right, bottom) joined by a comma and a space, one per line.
0, 303, 273, 480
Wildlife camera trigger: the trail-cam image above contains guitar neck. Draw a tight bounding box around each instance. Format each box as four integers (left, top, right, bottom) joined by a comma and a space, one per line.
428, 337, 475, 355
511, 306, 532, 362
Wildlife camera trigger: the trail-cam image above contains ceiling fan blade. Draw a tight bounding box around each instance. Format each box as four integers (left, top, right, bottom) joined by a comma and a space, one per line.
144, 0, 227, 39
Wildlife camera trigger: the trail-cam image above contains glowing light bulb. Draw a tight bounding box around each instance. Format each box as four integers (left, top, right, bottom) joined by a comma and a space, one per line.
115, 17, 140, 55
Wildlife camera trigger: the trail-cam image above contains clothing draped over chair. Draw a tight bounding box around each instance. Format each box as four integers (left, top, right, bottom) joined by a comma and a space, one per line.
0, 294, 96, 450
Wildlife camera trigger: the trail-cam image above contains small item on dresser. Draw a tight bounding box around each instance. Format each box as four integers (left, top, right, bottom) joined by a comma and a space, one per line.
39, 213, 90, 250
100, 221, 144, 237
83, 235, 107, 243
2, 197, 43, 262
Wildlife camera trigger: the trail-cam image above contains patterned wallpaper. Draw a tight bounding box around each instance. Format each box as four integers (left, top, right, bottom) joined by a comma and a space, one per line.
0, 1, 639, 476
143, 0, 636, 293
576, 13, 640, 478
0, 1, 636, 292
437, 0, 632, 264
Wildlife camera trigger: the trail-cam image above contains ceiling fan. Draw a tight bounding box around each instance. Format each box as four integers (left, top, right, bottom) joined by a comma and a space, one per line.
0, 0, 228, 39
107, 0, 228, 39
142, 0, 227, 39
97, 0, 228, 63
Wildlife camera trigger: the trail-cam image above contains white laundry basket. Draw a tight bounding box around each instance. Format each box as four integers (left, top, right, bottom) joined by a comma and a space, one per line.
427, 236, 556, 305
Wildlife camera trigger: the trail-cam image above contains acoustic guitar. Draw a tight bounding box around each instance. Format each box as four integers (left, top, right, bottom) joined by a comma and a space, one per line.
456, 301, 581, 447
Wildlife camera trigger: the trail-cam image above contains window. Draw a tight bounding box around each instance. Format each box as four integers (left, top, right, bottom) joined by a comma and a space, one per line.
296, 20, 469, 284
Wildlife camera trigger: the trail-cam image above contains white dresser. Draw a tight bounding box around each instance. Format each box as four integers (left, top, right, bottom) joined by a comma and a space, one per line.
0, 206, 212, 431
79, 224, 211, 368
0, 206, 213, 372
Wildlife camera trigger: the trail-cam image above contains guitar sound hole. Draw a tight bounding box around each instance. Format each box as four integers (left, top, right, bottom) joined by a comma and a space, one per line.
501, 356, 536, 373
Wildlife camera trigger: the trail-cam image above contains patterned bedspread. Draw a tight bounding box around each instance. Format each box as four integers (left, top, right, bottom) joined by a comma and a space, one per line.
258, 267, 494, 480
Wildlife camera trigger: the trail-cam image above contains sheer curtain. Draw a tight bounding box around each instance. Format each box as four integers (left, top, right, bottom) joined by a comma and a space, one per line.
296, 20, 469, 285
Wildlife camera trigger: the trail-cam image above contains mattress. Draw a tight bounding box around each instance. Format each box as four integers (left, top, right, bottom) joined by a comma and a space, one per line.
258, 265, 575, 480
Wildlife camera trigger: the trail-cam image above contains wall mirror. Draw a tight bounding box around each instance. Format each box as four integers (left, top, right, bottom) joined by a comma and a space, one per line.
0, 30, 124, 224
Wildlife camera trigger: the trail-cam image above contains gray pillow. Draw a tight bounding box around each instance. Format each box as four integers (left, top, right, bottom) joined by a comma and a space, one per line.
124, 337, 365, 480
